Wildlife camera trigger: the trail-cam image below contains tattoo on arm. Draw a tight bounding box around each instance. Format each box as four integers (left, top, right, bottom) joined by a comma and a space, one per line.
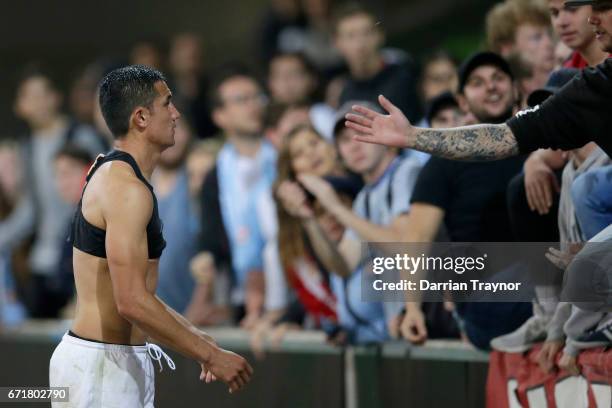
414, 124, 519, 161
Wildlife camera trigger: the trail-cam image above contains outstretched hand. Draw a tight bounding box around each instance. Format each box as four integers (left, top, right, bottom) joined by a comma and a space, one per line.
345, 95, 414, 148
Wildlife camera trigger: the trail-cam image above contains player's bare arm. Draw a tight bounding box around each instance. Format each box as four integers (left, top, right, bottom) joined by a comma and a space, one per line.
345, 94, 519, 161
103, 168, 252, 392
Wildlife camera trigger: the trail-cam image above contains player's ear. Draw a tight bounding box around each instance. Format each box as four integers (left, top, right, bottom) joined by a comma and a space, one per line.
131, 106, 149, 130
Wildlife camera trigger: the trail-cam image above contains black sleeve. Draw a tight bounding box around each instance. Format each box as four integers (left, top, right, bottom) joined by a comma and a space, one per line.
507, 61, 612, 154
410, 157, 453, 210
198, 167, 231, 268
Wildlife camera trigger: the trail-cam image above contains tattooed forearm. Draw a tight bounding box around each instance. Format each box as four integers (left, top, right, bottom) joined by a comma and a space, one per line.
413, 124, 519, 161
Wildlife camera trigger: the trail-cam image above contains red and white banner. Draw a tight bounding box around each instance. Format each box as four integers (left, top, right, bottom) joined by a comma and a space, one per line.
487, 345, 611, 407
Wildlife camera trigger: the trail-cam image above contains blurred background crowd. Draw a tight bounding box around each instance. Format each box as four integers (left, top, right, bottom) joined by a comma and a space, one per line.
0, 0, 610, 370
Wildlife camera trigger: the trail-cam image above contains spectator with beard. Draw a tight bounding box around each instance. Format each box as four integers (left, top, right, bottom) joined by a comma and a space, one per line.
396, 53, 532, 350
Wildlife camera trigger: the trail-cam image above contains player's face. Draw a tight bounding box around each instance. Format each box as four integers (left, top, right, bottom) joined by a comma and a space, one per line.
148, 81, 180, 149
159, 119, 192, 169
289, 128, 337, 177
549, 0, 595, 51
461, 65, 515, 124
589, 4, 612, 52
336, 126, 387, 175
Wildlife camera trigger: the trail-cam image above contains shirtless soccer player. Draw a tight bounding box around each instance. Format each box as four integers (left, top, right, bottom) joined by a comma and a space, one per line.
49, 65, 252, 407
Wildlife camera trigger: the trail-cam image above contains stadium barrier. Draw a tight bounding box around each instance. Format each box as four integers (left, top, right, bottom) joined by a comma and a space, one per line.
0, 320, 488, 408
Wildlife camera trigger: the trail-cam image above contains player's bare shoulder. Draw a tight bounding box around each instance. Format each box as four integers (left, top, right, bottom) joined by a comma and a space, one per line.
84, 159, 153, 230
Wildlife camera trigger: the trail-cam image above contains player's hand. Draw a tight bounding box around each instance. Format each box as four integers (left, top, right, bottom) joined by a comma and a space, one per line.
200, 363, 218, 383
536, 339, 564, 374
559, 353, 580, 376
207, 348, 254, 393
345, 95, 414, 148
276, 181, 314, 219
400, 307, 428, 344
523, 154, 560, 215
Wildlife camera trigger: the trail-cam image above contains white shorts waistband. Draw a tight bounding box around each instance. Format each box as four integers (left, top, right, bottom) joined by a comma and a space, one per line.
61, 332, 149, 354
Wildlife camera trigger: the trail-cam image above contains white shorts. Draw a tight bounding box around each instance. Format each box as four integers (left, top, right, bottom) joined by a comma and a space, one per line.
49, 333, 175, 408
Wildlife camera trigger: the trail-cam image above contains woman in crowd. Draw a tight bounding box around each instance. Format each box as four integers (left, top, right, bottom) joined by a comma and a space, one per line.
250, 124, 359, 354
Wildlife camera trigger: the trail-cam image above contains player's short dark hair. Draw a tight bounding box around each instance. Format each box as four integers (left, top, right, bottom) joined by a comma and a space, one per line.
98, 65, 166, 138
209, 63, 260, 109
55, 143, 94, 166
331, 3, 379, 35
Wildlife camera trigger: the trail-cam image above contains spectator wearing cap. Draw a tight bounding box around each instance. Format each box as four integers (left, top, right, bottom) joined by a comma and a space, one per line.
397, 52, 532, 350
276, 100, 424, 343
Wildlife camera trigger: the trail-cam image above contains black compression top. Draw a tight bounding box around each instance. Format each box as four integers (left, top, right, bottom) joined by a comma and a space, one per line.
71, 150, 166, 260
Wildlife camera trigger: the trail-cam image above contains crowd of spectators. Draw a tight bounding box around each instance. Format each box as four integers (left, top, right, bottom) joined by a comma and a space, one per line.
0, 0, 610, 376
